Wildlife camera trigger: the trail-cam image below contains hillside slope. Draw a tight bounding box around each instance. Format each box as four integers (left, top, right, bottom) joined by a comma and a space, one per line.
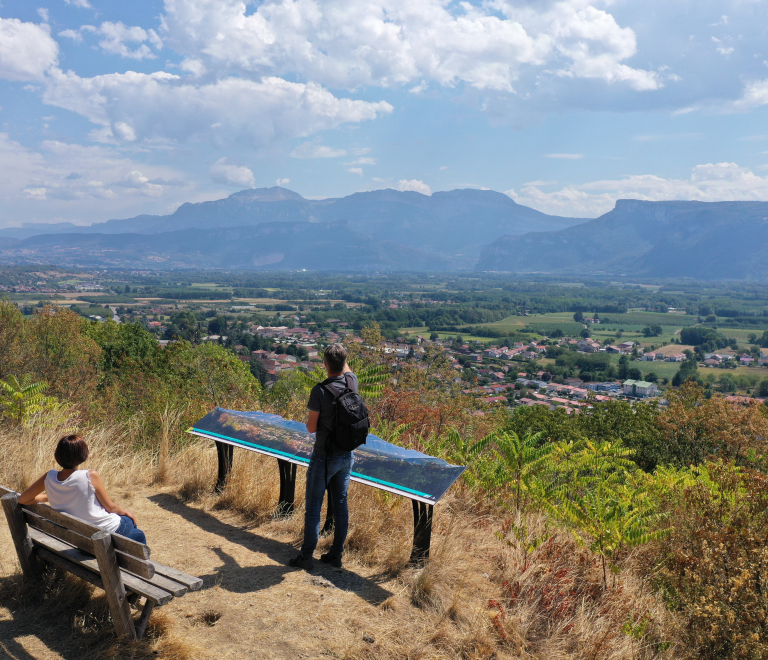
477, 199, 768, 279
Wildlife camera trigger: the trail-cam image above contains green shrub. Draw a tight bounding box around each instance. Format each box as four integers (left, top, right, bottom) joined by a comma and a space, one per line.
657, 462, 768, 659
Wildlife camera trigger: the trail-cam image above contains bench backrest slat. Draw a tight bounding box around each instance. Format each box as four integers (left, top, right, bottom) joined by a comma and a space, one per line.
24, 510, 94, 554
24, 502, 150, 559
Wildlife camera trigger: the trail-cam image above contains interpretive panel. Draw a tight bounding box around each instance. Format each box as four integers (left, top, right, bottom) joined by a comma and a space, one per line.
189, 408, 466, 504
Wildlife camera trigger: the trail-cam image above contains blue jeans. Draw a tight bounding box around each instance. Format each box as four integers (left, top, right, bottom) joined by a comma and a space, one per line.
300, 452, 353, 558
115, 515, 147, 544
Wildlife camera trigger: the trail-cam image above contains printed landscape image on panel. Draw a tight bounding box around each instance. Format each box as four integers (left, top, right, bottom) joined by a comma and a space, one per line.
190, 408, 466, 504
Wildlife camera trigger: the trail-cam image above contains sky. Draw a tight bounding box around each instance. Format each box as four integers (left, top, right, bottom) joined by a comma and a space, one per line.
1, 0, 768, 228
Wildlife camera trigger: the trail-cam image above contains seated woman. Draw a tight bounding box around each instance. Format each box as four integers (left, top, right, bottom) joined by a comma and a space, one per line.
20, 434, 147, 544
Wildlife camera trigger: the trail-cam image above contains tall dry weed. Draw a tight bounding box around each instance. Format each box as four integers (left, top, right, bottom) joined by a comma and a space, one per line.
491, 510, 681, 660
214, 450, 282, 524
155, 405, 187, 485
0, 410, 154, 492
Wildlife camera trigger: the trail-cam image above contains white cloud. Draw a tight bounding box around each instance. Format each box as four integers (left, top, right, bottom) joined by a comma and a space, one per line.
64, 0, 92, 7
544, 153, 584, 159
79, 22, 162, 60
348, 157, 377, 165
59, 28, 83, 42
40, 69, 393, 147
439, 166, 448, 171
114, 170, 164, 196
160, 0, 659, 93
290, 142, 347, 158
180, 58, 206, 77
37, 9, 50, 23
0, 17, 58, 81
209, 158, 255, 188
276, 178, 290, 186
347, 167, 363, 175
397, 179, 431, 195
731, 79, 768, 111
506, 162, 768, 217
0, 132, 194, 226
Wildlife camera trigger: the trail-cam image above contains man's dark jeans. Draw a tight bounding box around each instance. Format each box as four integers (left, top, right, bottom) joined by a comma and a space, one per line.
300, 451, 353, 558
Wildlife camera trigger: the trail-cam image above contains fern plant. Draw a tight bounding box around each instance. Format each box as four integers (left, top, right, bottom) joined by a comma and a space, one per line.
551, 481, 671, 588
472, 430, 555, 510
0, 375, 58, 424
296, 357, 388, 401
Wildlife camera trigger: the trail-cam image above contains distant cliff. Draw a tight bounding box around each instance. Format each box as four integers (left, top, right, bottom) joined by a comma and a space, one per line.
476, 200, 768, 280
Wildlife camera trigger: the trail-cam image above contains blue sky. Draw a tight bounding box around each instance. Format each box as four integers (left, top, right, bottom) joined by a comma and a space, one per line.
1, 0, 768, 227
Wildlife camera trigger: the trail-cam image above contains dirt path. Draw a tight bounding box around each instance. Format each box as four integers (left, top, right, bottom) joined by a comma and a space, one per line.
0, 485, 401, 659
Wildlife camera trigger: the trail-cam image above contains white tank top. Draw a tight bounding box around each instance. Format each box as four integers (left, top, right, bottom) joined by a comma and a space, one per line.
44, 470, 121, 533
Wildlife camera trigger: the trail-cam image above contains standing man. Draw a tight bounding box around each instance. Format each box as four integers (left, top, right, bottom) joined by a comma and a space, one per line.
289, 343, 357, 570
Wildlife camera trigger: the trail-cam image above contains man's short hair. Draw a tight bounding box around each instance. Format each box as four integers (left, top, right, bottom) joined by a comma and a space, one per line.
54, 435, 89, 469
324, 343, 347, 373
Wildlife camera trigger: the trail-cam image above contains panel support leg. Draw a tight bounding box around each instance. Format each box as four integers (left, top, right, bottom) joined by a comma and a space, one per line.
276, 459, 297, 517
215, 441, 234, 493
409, 500, 434, 566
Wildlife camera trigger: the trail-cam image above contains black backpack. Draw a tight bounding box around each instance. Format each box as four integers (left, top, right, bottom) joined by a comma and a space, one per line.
322, 373, 369, 452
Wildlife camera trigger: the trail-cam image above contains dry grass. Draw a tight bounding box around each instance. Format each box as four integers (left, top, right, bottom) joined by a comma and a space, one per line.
0, 568, 208, 660
0, 411, 154, 494
0, 414, 686, 660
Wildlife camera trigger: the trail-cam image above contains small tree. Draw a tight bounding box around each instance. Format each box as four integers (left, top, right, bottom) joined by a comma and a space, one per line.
554, 481, 670, 588
472, 430, 554, 510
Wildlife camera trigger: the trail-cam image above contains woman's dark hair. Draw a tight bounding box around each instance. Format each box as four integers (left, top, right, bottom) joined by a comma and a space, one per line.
323, 343, 347, 373
54, 435, 89, 469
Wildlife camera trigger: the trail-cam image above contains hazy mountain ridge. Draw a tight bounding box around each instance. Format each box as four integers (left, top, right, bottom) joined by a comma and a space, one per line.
0, 186, 586, 270
0, 221, 459, 271
476, 199, 768, 280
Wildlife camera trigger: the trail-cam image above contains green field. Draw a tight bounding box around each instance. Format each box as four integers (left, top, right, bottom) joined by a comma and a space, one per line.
611, 312, 697, 326
398, 327, 498, 343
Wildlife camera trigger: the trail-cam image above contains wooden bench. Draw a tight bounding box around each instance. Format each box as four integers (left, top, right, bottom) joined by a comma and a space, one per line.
0, 486, 202, 640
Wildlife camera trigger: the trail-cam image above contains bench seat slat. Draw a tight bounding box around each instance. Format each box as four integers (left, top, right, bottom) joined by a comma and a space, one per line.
28, 528, 173, 605
131, 572, 188, 597
24, 502, 150, 559
149, 561, 203, 591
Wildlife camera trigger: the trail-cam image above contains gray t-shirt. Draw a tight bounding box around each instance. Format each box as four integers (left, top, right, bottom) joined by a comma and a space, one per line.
307, 372, 358, 458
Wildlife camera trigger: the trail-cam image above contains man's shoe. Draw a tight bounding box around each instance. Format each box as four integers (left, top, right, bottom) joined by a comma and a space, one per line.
288, 554, 314, 570
320, 553, 342, 568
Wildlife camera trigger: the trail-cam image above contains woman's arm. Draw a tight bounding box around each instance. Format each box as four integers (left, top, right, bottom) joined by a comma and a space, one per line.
89, 470, 136, 524
19, 474, 49, 505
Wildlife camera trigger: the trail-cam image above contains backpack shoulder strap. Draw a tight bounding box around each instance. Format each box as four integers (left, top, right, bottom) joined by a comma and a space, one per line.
321, 377, 347, 400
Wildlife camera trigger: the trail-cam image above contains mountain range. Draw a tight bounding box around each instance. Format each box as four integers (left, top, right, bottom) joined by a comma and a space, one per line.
0, 187, 584, 271
477, 199, 768, 280
2, 189, 768, 278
